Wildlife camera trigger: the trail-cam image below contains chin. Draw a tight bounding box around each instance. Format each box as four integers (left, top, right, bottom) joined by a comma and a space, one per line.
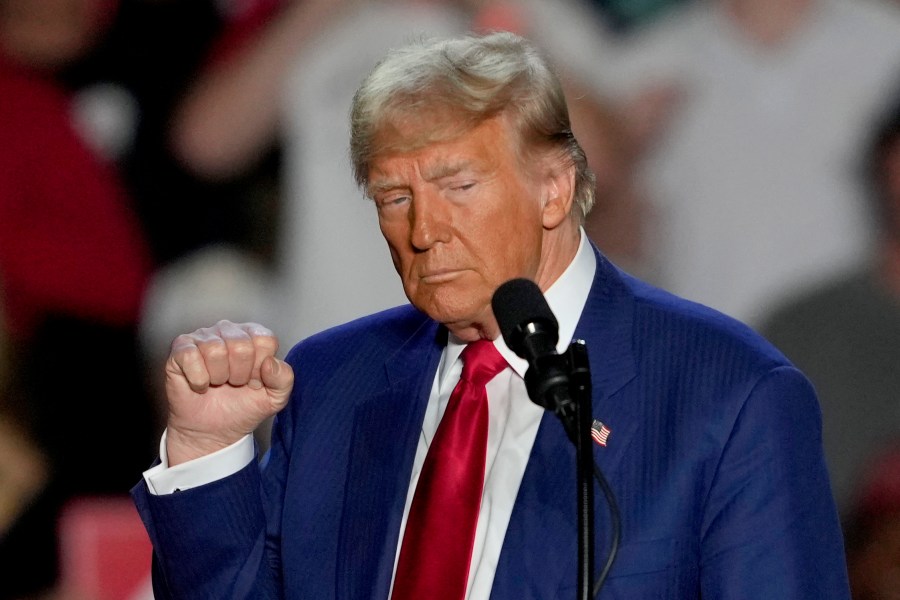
408, 277, 491, 321
421, 300, 490, 335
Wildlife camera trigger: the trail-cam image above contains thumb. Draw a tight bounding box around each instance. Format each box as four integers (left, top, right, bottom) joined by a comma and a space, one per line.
260, 355, 294, 408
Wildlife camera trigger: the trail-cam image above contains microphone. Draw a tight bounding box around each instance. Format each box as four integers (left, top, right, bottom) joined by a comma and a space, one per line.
492, 278, 558, 360
493, 278, 618, 600
491, 278, 575, 425
494, 279, 621, 597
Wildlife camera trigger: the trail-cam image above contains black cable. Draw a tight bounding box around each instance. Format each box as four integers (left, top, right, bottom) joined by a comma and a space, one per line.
489, 281, 621, 597
557, 340, 620, 599
591, 460, 621, 598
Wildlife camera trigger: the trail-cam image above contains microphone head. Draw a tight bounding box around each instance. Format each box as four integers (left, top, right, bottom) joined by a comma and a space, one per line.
491, 278, 559, 359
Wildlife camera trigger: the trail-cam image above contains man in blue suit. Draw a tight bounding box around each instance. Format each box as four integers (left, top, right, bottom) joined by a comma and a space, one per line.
132, 31, 850, 598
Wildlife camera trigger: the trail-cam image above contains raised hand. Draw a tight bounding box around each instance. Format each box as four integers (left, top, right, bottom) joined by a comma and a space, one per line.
164, 320, 294, 466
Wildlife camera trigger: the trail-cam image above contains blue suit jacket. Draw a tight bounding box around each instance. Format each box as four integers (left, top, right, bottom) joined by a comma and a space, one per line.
133, 246, 850, 598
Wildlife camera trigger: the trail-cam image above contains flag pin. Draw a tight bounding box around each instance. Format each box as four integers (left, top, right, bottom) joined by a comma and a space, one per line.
590, 419, 611, 447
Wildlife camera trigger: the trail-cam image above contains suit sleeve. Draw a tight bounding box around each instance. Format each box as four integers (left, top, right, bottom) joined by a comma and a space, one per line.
699, 365, 850, 598
131, 459, 282, 599
130, 343, 309, 598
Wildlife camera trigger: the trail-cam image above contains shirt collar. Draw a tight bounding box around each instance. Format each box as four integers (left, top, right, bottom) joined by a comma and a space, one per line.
443, 229, 597, 380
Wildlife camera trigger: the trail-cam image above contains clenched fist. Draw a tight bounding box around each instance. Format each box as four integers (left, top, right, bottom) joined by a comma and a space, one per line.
164, 320, 294, 466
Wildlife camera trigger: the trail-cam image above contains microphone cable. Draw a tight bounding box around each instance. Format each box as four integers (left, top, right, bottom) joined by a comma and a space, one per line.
491, 278, 621, 598
592, 459, 621, 597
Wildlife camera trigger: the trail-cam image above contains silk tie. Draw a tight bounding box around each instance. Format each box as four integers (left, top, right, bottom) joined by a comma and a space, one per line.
391, 340, 509, 600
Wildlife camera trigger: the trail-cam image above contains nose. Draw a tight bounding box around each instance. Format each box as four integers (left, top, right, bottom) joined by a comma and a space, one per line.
409, 190, 451, 251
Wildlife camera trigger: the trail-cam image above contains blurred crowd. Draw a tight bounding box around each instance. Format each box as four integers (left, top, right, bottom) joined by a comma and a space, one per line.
1, 0, 900, 598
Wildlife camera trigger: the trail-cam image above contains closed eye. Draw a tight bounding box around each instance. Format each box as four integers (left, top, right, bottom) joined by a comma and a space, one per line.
375, 194, 411, 217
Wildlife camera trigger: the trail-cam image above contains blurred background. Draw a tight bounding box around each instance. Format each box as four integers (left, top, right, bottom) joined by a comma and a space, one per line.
1, 0, 899, 598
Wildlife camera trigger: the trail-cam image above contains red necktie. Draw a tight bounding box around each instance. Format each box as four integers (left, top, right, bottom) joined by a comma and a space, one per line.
391, 340, 509, 600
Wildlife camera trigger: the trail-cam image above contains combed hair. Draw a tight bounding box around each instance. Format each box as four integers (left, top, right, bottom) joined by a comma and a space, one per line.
349, 31, 595, 221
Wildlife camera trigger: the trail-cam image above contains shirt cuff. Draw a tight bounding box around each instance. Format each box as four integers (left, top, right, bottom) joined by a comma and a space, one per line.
142, 429, 255, 495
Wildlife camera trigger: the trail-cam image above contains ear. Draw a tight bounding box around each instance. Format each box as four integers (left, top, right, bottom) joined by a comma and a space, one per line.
541, 159, 577, 230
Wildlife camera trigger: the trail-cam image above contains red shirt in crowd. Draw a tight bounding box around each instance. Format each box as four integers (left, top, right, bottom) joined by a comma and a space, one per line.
0, 56, 152, 340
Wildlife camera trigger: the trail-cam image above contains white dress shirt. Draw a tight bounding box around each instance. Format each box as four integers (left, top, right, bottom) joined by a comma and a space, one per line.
144, 230, 597, 600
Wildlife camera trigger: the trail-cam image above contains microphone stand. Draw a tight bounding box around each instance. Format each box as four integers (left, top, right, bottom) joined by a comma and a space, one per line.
568, 341, 595, 600
523, 341, 594, 600
491, 278, 619, 598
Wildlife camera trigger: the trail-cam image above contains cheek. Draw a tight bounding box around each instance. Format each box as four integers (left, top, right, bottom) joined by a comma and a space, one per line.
379, 222, 419, 288
379, 218, 406, 253
477, 221, 542, 282
386, 244, 403, 274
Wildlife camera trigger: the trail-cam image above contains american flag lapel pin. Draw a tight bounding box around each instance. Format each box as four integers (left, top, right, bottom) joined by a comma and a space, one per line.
590, 419, 611, 447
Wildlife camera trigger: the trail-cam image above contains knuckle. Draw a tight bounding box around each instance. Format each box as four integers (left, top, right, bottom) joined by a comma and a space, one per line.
229, 338, 255, 361
202, 338, 229, 361
170, 333, 196, 352
195, 325, 219, 338
254, 334, 279, 354
244, 322, 275, 338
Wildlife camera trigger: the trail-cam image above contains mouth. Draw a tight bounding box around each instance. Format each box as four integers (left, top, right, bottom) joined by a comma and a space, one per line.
418, 268, 466, 284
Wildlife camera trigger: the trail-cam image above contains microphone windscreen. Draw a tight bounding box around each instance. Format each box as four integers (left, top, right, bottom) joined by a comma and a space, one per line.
491, 278, 558, 348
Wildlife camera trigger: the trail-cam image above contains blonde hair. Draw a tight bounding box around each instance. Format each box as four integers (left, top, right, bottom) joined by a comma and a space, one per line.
349, 31, 595, 221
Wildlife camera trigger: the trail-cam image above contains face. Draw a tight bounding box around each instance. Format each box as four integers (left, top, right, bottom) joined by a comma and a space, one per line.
367, 114, 578, 341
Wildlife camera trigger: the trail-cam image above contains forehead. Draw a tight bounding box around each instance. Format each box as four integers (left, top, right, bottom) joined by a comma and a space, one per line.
367, 115, 522, 188
371, 102, 484, 157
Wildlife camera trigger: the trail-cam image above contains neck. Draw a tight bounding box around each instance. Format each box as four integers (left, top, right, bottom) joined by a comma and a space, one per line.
723, 0, 816, 47
534, 220, 583, 293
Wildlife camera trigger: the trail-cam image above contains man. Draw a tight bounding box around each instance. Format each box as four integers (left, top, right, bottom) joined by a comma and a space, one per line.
132, 32, 850, 598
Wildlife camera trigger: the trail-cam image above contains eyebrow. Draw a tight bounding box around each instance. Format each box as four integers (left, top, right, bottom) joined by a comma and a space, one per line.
422, 160, 474, 182
367, 179, 406, 197
367, 160, 476, 196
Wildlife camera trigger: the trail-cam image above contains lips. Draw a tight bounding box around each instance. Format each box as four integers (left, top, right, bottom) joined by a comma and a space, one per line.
418, 268, 466, 284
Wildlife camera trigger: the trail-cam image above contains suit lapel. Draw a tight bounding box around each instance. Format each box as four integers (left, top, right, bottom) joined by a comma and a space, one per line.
490, 413, 578, 599
336, 321, 445, 600
492, 247, 640, 599
574, 250, 641, 477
